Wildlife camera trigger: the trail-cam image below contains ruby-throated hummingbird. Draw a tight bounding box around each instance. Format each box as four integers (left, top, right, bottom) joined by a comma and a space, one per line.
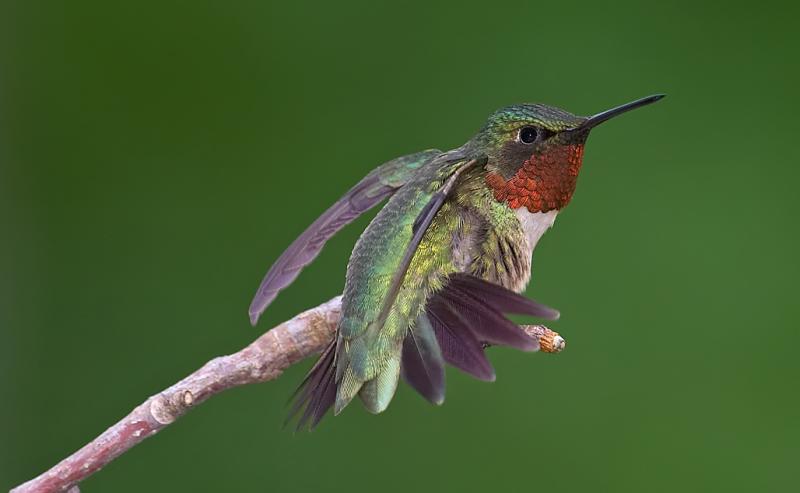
249, 94, 664, 429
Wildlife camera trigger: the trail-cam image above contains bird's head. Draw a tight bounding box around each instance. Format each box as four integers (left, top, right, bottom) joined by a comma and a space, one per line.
471, 95, 664, 212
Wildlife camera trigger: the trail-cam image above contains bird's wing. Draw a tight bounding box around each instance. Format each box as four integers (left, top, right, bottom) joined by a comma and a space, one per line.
248, 149, 441, 325
289, 155, 560, 427
333, 156, 480, 412
363, 157, 478, 342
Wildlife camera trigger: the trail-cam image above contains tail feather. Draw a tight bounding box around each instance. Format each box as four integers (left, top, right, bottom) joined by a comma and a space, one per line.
299, 365, 336, 429
288, 339, 337, 430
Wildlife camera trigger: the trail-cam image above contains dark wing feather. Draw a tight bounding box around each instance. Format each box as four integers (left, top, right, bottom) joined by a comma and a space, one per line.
287, 339, 337, 431
427, 298, 496, 381
401, 314, 446, 405
437, 287, 538, 351
448, 273, 560, 320
423, 273, 561, 384
249, 150, 441, 325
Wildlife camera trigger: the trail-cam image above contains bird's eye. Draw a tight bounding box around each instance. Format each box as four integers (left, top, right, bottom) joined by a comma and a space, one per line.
519, 126, 538, 144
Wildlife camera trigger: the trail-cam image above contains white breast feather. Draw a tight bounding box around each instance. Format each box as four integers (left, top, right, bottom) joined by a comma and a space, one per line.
514, 209, 558, 254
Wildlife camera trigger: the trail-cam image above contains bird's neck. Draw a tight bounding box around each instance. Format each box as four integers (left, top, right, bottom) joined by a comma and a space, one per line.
485, 144, 585, 213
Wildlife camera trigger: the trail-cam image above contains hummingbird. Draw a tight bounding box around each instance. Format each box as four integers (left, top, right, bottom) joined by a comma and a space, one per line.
249, 94, 664, 429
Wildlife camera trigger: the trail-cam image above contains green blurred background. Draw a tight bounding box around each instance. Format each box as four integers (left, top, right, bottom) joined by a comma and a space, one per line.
2, 1, 798, 491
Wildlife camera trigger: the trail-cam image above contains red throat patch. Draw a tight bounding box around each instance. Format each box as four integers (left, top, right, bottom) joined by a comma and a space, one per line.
485, 144, 585, 212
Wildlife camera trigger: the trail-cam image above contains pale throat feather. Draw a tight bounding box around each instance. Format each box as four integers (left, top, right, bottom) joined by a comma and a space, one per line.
514, 208, 558, 255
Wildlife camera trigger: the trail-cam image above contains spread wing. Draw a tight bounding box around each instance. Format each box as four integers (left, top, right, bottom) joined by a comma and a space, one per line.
248, 149, 441, 325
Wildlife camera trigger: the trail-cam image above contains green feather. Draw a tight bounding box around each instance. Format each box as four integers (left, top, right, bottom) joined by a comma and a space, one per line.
334, 156, 478, 414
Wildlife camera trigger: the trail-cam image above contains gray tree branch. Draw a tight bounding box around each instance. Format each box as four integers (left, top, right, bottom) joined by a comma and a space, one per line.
10, 296, 564, 493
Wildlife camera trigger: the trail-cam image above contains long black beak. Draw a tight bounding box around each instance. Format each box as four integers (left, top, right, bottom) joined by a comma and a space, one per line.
578, 94, 665, 130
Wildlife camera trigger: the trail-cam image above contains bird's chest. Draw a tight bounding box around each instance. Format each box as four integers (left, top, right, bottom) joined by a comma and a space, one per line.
514, 208, 558, 255
451, 198, 557, 292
